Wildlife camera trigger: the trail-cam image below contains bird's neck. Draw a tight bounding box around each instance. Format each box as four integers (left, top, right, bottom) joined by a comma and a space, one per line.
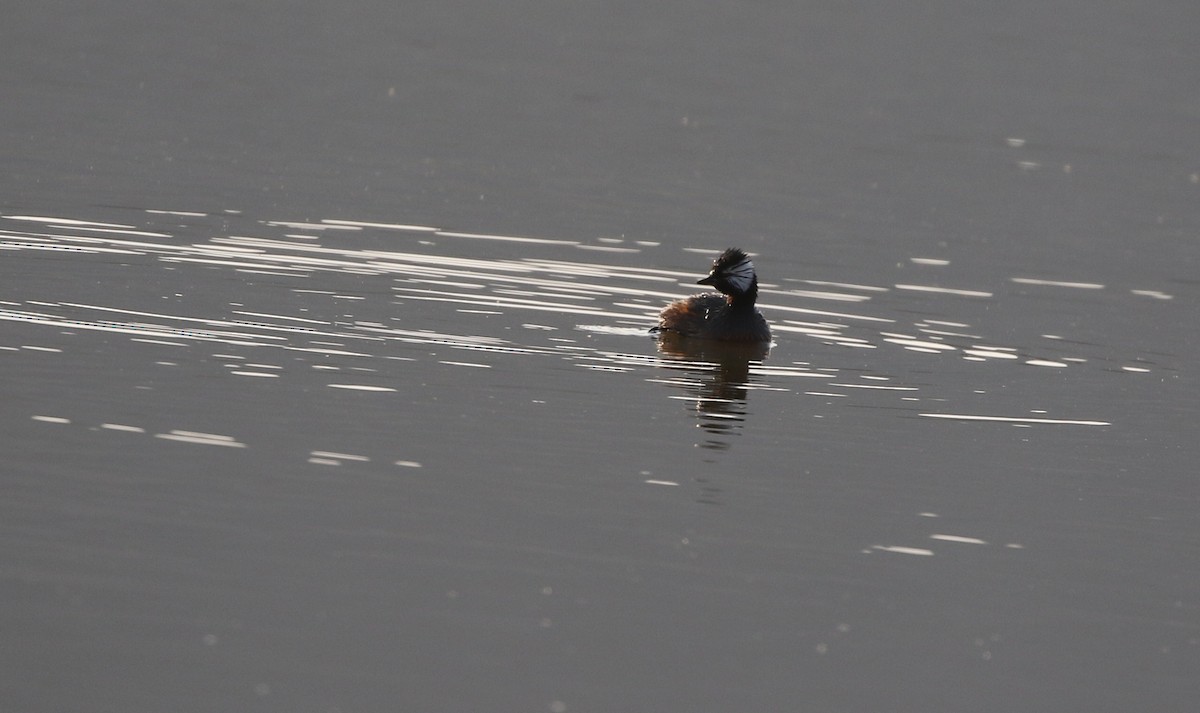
725, 278, 758, 308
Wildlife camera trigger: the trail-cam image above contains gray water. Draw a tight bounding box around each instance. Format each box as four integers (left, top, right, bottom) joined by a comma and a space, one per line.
3, 2, 1198, 712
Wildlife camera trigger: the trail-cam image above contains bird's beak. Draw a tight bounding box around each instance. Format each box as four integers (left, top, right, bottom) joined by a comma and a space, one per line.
697, 274, 717, 286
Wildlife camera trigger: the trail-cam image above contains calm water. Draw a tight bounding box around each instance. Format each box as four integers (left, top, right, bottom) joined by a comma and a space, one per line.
3, 2, 1198, 712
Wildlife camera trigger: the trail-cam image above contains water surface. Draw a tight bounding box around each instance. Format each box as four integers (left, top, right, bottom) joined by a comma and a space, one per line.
2, 2, 1198, 712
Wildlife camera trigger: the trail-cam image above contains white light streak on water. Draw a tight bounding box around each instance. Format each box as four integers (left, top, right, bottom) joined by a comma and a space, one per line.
871, 545, 935, 556
154, 430, 247, 447
895, 284, 993, 298
930, 534, 988, 545
920, 413, 1110, 426
830, 383, 919, 391
1130, 289, 1172, 300
1011, 277, 1105, 289
321, 219, 438, 232
963, 348, 1021, 360
310, 451, 370, 461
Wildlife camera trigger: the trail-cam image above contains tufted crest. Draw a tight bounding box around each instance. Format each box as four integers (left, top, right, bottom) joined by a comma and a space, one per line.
709, 248, 756, 295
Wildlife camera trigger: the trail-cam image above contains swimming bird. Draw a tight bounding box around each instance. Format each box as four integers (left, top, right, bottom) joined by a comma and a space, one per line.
652, 248, 771, 342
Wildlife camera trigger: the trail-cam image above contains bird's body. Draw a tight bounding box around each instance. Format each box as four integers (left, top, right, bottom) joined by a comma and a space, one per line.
652, 248, 771, 342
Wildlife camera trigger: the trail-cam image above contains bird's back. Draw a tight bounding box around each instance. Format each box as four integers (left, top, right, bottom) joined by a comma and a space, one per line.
656, 293, 769, 342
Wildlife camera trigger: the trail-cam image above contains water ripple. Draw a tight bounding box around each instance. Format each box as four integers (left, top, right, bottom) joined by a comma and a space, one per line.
3, 208, 1176, 444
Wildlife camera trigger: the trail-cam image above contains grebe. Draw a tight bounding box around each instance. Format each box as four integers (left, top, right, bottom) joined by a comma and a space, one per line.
652, 247, 771, 342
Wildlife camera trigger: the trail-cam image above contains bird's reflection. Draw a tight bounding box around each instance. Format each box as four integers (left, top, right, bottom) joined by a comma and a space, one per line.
654, 333, 770, 451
